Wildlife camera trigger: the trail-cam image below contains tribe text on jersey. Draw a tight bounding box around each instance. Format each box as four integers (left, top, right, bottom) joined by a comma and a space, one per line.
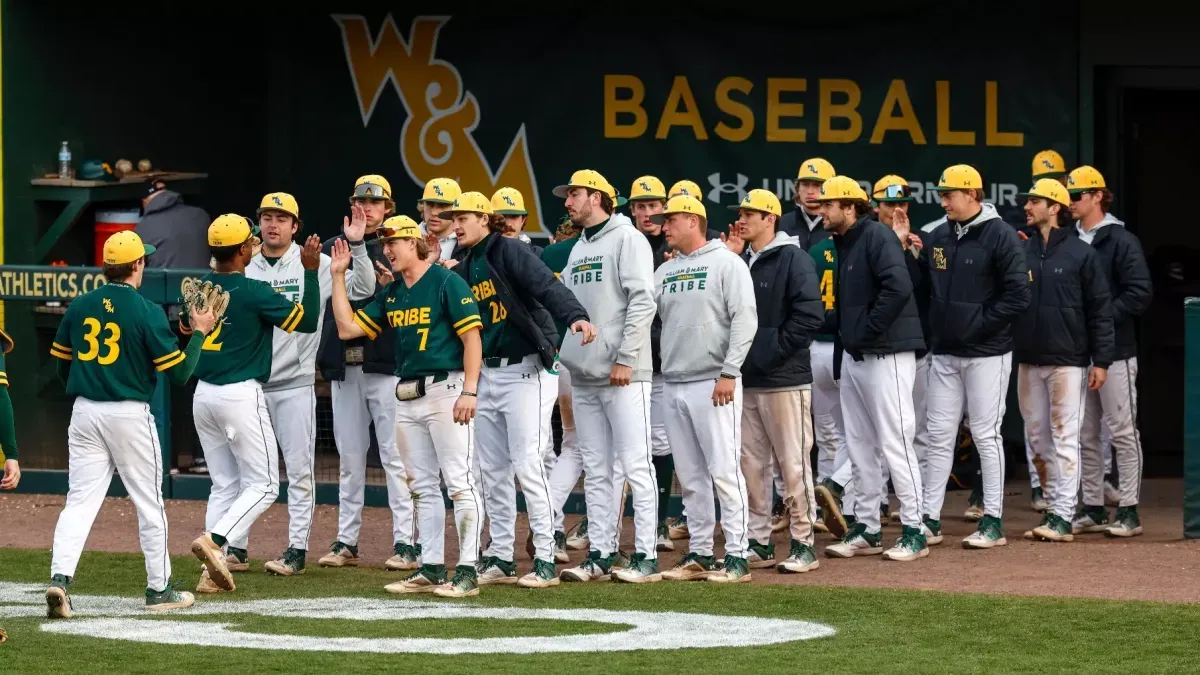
569, 256, 605, 285
661, 266, 708, 294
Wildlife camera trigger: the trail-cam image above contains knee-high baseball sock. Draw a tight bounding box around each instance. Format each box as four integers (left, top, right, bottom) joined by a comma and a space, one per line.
652, 455, 674, 525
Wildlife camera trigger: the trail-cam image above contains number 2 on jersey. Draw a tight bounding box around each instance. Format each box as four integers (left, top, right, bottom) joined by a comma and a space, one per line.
202, 321, 224, 351
79, 317, 121, 365
820, 269, 835, 311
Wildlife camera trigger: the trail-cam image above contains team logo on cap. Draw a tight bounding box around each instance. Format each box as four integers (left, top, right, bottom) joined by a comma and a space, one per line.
503, 195, 516, 207
1041, 158, 1055, 170
433, 185, 444, 197
808, 164, 819, 175
272, 195, 284, 207
640, 180, 652, 193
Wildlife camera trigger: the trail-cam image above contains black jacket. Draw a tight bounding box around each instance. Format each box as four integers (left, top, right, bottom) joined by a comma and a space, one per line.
643, 230, 671, 373
455, 234, 588, 370
1015, 228, 1115, 368
905, 230, 933, 359
833, 217, 925, 369
740, 236, 825, 388
778, 209, 831, 251
1068, 220, 1153, 361
316, 232, 396, 380
925, 210, 1031, 357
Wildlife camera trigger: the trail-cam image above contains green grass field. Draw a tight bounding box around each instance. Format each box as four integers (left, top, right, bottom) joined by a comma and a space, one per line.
0, 548, 1197, 674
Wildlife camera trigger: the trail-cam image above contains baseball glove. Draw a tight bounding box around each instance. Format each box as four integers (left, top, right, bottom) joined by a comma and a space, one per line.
181, 279, 230, 319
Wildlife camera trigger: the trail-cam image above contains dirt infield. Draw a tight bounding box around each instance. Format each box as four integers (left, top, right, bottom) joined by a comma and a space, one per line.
3, 478, 1196, 603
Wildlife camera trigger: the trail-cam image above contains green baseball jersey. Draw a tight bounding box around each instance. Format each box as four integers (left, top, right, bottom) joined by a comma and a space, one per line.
0, 340, 16, 461
50, 283, 187, 402
540, 236, 579, 345
188, 272, 309, 385
354, 264, 482, 379
808, 237, 837, 341
465, 235, 536, 359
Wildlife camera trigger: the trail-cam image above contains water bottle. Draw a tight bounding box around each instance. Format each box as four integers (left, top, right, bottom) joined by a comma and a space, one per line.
57, 141, 72, 179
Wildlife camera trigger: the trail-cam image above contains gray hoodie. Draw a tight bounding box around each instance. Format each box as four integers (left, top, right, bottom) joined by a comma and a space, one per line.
559, 213, 657, 385
655, 240, 758, 383
1075, 212, 1124, 244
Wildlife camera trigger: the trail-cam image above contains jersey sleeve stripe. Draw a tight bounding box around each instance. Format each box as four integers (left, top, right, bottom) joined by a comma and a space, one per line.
453, 314, 482, 330
455, 319, 483, 336
352, 311, 380, 340
155, 351, 188, 372
0, 373, 8, 385
356, 311, 382, 334
52, 341, 72, 353
50, 347, 73, 361
280, 305, 303, 333
153, 350, 182, 365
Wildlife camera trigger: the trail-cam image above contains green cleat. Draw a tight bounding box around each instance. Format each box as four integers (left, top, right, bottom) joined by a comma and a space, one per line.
145, 580, 195, 611
962, 514, 1007, 549
661, 552, 718, 581
433, 565, 480, 598
708, 555, 752, 583
613, 553, 662, 583
1105, 506, 1143, 538
777, 540, 819, 574
883, 526, 929, 561
264, 547, 306, 576
518, 559, 561, 588
477, 556, 518, 585
384, 563, 447, 594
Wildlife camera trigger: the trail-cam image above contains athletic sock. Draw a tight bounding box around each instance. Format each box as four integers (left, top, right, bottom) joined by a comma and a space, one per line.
211, 533, 227, 547
652, 455, 674, 524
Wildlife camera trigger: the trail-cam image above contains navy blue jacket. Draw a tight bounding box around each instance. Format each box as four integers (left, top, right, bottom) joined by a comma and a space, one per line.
778, 209, 831, 251
1014, 228, 1115, 368
925, 210, 1031, 357
1068, 220, 1152, 361
740, 237, 825, 388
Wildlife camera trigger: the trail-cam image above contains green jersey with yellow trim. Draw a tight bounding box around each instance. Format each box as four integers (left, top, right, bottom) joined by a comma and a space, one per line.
466, 234, 537, 359
187, 271, 315, 385
353, 264, 482, 379
50, 283, 188, 402
808, 237, 837, 342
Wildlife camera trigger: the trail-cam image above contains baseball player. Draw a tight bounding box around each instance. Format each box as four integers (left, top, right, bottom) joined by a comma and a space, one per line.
446, 191, 593, 588
45, 231, 212, 616
490, 187, 542, 253
0, 330, 19, 492
731, 190, 825, 573
652, 195, 757, 584
814, 176, 927, 562
778, 158, 836, 251
189, 215, 321, 593
554, 169, 659, 583
329, 215, 485, 598
239, 192, 377, 576
1012, 179, 1114, 542
1067, 166, 1153, 537
316, 175, 417, 572
668, 179, 703, 201
418, 178, 464, 261
920, 165, 1030, 550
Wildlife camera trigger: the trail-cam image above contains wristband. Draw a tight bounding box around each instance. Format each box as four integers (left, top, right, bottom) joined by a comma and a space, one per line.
719, 373, 737, 380
461, 391, 477, 397
349, 239, 365, 247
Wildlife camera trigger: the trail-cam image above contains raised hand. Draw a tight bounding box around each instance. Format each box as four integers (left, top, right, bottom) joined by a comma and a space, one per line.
721, 225, 746, 255
300, 234, 322, 270
344, 203, 367, 243
330, 239, 352, 275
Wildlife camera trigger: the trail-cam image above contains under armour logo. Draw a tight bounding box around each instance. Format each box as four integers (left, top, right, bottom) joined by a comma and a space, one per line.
272, 195, 284, 207
965, 258, 975, 265
1055, 268, 1064, 274
522, 373, 532, 379
447, 383, 457, 390
707, 172, 748, 203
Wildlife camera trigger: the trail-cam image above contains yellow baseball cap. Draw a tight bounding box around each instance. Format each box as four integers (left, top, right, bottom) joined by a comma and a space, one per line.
380, 215, 422, 241
668, 179, 703, 200
727, 189, 782, 217
1032, 150, 1067, 179
437, 191, 494, 220
1067, 166, 1107, 193
103, 230, 155, 265
208, 214, 254, 247
649, 195, 707, 224
552, 169, 619, 201
937, 165, 984, 191
872, 175, 914, 203
421, 177, 462, 205
629, 176, 667, 201
257, 192, 300, 219
351, 174, 392, 201
815, 176, 869, 202
1018, 178, 1071, 207
797, 158, 836, 183
491, 187, 527, 215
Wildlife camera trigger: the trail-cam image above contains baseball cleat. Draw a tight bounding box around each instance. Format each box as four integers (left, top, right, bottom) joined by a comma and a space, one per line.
656, 524, 675, 552
883, 526, 930, 561
385, 564, 448, 594
707, 555, 752, 584
1104, 507, 1143, 538
45, 575, 72, 619
318, 541, 360, 567
225, 547, 250, 573
922, 517, 944, 545
814, 479, 848, 539
1103, 480, 1121, 507
1072, 506, 1110, 534
385, 542, 420, 571
777, 540, 820, 574
611, 550, 632, 571
476, 556, 518, 585
553, 531, 570, 564
771, 499, 788, 533
559, 551, 612, 582
825, 523, 883, 558
196, 566, 228, 594
1030, 488, 1049, 513
518, 559, 561, 588
264, 547, 307, 576
613, 553, 662, 583
191, 533, 235, 591
433, 566, 480, 598
1032, 513, 1074, 542
145, 581, 195, 611
745, 539, 777, 568
662, 552, 718, 581
565, 518, 590, 551
667, 516, 690, 541
962, 515, 1007, 549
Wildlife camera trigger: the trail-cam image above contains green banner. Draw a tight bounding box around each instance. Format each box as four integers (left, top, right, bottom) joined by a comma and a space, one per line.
0, 266, 208, 305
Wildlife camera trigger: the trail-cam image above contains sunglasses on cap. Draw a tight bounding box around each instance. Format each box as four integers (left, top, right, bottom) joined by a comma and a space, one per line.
1069, 190, 1096, 202
352, 183, 390, 199
878, 184, 911, 199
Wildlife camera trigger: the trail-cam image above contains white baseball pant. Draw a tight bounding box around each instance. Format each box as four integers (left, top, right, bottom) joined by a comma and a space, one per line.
51, 398, 172, 591
247, 385, 316, 552
663, 378, 750, 559
396, 371, 483, 568
1025, 434, 1041, 490
571, 381, 658, 558
194, 379, 279, 549
840, 352, 923, 531
922, 352, 1012, 520
810, 339, 845, 482
650, 374, 671, 457
476, 356, 558, 562
331, 366, 414, 548
1018, 364, 1087, 520
1081, 358, 1142, 507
